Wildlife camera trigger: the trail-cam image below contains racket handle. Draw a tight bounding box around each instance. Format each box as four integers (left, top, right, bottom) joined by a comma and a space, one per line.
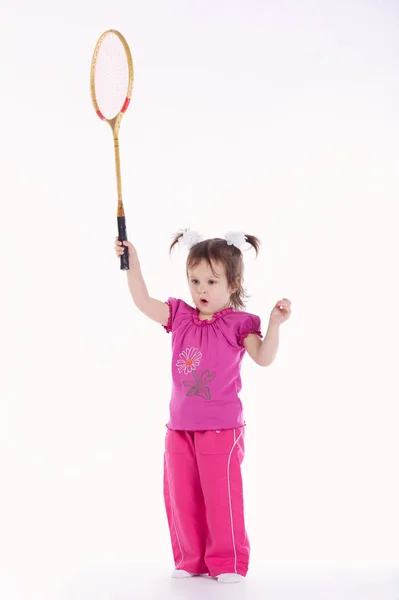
117, 216, 130, 271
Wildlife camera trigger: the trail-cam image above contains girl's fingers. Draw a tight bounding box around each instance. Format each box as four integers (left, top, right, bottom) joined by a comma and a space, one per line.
114, 239, 134, 256
278, 299, 291, 306
114, 238, 132, 247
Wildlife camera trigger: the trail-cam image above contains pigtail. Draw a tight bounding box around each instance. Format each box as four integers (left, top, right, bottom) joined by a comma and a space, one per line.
169, 231, 184, 254
227, 234, 261, 309
243, 234, 261, 257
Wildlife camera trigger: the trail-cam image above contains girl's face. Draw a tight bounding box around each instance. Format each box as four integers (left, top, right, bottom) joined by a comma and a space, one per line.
187, 259, 237, 317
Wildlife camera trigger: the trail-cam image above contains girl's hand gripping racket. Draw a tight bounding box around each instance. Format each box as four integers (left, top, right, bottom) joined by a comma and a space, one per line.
90, 29, 134, 270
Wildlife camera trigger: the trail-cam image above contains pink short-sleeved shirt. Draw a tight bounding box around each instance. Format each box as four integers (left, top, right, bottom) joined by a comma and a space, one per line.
163, 297, 262, 431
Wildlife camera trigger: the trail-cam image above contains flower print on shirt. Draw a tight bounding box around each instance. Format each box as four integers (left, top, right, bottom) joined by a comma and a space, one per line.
175, 347, 216, 401
176, 347, 202, 375
183, 369, 216, 401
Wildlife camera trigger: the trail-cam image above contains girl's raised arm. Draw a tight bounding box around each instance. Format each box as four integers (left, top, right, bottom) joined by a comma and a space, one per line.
115, 238, 169, 326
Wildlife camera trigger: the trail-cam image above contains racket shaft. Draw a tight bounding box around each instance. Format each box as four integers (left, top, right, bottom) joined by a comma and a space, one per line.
114, 135, 123, 204
113, 134, 129, 270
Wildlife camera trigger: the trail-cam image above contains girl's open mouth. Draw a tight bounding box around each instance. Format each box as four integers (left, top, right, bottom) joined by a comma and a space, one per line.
200, 299, 208, 305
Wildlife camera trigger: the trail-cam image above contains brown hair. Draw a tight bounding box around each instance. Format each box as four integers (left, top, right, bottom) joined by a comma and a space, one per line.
170, 233, 260, 310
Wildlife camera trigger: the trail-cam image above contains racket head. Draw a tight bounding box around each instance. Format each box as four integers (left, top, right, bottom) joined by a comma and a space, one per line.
90, 29, 134, 134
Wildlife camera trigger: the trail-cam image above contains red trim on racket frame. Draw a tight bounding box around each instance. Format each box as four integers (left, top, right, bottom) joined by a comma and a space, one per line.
121, 97, 131, 113
96, 110, 105, 120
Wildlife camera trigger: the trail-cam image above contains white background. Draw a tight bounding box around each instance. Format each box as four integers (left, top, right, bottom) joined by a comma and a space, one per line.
1, 0, 398, 598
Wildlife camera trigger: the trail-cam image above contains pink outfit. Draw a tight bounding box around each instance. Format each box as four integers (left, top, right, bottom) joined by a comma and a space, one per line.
164, 427, 249, 577
161, 298, 263, 577
163, 297, 262, 431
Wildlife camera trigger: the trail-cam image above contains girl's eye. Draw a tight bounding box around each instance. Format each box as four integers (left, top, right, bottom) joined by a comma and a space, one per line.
191, 279, 217, 284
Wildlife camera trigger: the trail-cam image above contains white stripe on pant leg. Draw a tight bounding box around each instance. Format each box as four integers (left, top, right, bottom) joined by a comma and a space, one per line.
227, 428, 243, 575
165, 452, 184, 568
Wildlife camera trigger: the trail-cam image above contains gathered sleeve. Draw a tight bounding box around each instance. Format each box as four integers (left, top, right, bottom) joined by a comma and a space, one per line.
234, 312, 263, 347
162, 297, 185, 333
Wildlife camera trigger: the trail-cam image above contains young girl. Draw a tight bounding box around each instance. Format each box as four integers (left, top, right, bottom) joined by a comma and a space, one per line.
114, 229, 291, 584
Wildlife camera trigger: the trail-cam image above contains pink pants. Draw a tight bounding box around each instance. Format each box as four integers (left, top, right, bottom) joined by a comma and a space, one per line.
163, 426, 250, 578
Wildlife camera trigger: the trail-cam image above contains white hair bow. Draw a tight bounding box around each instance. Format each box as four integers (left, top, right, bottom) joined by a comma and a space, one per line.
177, 228, 203, 249
177, 228, 247, 250
224, 231, 247, 250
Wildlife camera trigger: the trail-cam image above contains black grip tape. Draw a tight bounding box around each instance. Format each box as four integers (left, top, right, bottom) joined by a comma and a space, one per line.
117, 216, 129, 271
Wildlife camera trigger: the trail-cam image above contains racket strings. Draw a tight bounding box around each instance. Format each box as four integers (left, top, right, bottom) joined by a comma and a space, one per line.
94, 32, 129, 120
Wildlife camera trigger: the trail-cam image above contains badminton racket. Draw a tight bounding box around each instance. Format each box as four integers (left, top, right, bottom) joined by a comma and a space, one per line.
90, 29, 134, 270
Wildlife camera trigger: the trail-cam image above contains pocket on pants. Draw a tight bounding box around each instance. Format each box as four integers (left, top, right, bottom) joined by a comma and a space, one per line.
196, 428, 243, 455
165, 429, 187, 454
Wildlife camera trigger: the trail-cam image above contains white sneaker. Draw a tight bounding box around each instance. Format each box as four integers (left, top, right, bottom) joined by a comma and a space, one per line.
217, 573, 244, 583
172, 569, 202, 578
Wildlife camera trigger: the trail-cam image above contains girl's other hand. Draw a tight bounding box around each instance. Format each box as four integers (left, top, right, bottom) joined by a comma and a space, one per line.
269, 298, 292, 326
